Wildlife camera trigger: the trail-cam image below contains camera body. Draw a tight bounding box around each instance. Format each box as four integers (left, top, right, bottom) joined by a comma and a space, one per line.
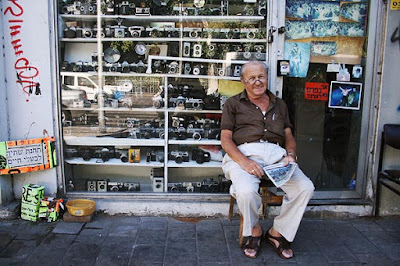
168, 150, 190, 164
107, 181, 140, 192
240, 28, 259, 39
185, 98, 204, 110
192, 149, 211, 164
116, 1, 135, 15
186, 128, 204, 140
128, 26, 144, 37
203, 94, 221, 110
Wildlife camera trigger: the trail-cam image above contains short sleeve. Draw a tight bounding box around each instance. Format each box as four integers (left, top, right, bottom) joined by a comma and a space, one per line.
221, 98, 236, 131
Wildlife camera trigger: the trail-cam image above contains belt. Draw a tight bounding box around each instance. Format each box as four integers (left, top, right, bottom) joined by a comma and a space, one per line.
248, 139, 281, 146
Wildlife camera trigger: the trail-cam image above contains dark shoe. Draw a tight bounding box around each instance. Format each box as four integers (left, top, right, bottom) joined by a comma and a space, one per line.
243, 230, 263, 259
265, 228, 293, 259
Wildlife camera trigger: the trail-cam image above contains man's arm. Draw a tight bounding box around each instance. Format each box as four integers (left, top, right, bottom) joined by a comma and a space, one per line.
284, 127, 297, 164
221, 129, 264, 178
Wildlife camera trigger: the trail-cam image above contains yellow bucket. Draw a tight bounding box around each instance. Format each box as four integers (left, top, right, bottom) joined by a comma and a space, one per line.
66, 199, 96, 216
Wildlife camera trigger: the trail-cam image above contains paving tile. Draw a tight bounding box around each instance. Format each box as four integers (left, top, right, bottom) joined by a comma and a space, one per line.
361, 230, 400, 246
85, 215, 115, 230
14, 222, 55, 241
319, 245, 359, 263
74, 228, 108, 244
198, 263, 232, 266
100, 236, 136, 253
295, 253, 329, 265
375, 217, 400, 232
351, 218, 384, 232
53, 222, 84, 234
95, 251, 131, 266
140, 217, 168, 230
129, 244, 164, 265
164, 238, 197, 265
108, 224, 139, 237
111, 216, 141, 225
0, 233, 14, 250
340, 235, 379, 254
27, 235, 76, 265
0, 239, 37, 260
167, 223, 196, 239
197, 239, 230, 263
61, 242, 101, 265
135, 229, 167, 245
356, 252, 395, 265
377, 243, 400, 261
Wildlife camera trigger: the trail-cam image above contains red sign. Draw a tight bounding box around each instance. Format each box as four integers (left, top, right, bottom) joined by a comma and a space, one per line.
304, 82, 329, 101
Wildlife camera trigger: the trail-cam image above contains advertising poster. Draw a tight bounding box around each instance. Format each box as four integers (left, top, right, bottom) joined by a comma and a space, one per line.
328, 81, 362, 110
284, 42, 311, 78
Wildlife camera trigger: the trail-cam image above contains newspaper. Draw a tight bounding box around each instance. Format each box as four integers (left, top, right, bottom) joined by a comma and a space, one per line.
262, 162, 297, 188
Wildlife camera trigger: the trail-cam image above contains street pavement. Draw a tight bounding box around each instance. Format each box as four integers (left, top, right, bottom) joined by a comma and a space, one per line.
0, 214, 399, 265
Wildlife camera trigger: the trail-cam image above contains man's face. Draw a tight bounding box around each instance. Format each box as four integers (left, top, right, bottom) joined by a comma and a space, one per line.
241, 63, 268, 99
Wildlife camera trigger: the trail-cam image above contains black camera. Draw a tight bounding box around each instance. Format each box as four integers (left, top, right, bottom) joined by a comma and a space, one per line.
146, 27, 163, 37
116, 1, 135, 15
204, 94, 221, 110
136, 60, 147, 73
183, 27, 202, 38
116, 149, 129, 162
192, 149, 211, 164
64, 26, 77, 38
152, 60, 167, 73
152, 0, 172, 15
169, 151, 190, 164
164, 27, 180, 37
192, 64, 207, 75
76, 1, 97, 15
200, 178, 220, 192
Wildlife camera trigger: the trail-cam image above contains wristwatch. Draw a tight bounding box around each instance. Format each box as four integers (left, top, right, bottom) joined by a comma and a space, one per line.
287, 152, 298, 162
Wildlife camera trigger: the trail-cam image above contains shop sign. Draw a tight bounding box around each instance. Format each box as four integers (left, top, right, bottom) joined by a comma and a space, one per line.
0, 137, 57, 175
304, 82, 329, 101
391, 0, 400, 10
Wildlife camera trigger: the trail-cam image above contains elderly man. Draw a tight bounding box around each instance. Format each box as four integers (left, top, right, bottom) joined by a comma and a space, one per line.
221, 61, 314, 259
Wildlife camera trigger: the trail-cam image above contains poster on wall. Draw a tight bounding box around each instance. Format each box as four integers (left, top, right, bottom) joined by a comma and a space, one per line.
311, 41, 337, 56
286, 1, 340, 21
284, 42, 311, 78
328, 81, 362, 110
305, 82, 329, 101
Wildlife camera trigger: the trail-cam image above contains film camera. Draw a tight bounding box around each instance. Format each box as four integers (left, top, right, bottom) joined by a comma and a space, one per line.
115, 1, 136, 15
128, 26, 145, 37
60, 0, 97, 15
204, 94, 221, 110
240, 28, 260, 39
108, 181, 140, 192
168, 150, 190, 164
185, 98, 204, 110
78, 147, 114, 162
192, 149, 211, 164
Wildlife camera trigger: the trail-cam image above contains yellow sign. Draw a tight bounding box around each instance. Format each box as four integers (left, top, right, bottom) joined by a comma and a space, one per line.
391, 0, 400, 10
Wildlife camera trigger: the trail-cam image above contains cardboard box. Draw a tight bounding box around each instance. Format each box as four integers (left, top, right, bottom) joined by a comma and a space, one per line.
21, 212, 39, 222
22, 184, 45, 206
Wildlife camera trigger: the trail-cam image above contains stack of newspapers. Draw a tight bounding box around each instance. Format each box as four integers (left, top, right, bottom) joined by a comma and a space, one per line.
262, 162, 297, 187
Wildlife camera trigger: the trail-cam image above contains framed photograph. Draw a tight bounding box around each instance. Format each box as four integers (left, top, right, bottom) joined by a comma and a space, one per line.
328, 81, 362, 110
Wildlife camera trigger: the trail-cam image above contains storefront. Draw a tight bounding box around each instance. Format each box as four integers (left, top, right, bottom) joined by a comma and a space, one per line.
1, 0, 398, 216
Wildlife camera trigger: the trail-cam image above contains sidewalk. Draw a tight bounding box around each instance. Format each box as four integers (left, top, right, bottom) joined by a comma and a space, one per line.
0, 214, 399, 265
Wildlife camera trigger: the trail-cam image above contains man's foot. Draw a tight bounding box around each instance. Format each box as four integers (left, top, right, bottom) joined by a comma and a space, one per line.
243, 223, 263, 259
266, 227, 293, 259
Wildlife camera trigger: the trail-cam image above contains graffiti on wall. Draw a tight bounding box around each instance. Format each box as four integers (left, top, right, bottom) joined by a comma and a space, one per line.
4, 0, 41, 102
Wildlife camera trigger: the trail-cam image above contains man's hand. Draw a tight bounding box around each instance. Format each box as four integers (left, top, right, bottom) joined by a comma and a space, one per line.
240, 158, 264, 178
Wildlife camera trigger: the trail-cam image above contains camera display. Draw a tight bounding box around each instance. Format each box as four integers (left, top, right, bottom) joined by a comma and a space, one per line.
85, 179, 141, 192
167, 175, 231, 193
168, 150, 190, 164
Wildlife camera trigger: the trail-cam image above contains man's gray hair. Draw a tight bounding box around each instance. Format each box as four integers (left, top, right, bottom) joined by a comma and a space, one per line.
240, 60, 269, 78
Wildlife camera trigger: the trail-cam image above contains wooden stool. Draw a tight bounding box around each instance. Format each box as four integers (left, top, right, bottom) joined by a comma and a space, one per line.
228, 180, 283, 247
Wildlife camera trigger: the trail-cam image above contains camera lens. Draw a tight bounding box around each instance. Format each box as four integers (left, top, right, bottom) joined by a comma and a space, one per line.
175, 156, 183, 164
192, 132, 201, 140
196, 157, 204, 164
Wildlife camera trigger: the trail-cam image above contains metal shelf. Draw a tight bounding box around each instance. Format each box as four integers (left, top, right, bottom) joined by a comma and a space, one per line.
61, 37, 267, 43
167, 160, 222, 168
65, 157, 163, 167
64, 136, 165, 146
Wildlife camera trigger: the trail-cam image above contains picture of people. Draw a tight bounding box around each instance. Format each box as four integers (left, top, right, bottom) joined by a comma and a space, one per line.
284, 42, 310, 78
329, 81, 362, 110
286, 1, 340, 21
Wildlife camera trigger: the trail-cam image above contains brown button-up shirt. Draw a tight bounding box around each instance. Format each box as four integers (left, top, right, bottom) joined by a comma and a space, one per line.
221, 90, 292, 146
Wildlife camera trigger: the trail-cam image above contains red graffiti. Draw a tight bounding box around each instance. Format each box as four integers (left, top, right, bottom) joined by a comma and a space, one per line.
4, 1, 41, 102
4, 0, 23, 17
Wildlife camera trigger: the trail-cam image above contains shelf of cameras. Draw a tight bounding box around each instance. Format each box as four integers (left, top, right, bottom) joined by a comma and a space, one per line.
64, 146, 164, 166
61, 26, 267, 42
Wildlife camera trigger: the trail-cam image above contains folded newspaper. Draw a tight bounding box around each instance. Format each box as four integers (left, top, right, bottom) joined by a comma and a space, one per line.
262, 162, 297, 187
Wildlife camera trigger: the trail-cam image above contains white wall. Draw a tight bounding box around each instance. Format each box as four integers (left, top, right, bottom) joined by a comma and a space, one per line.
2, 0, 58, 199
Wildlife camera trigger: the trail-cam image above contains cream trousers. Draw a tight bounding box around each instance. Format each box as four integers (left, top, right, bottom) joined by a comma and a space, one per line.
222, 142, 314, 242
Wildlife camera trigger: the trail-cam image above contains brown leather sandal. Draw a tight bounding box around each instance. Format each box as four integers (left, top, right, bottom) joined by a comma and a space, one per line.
243, 234, 263, 259
265, 229, 293, 259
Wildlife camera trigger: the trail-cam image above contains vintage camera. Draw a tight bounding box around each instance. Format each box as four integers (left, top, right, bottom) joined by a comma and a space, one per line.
124, 182, 140, 191
146, 148, 157, 162
201, 178, 220, 193
192, 44, 202, 58
152, 177, 164, 192
220, 95, 228, 110
139, 127, 163, 139
146, 27, 163, 38
116, 149, 129, 162
116, 1, 135, 15
201, 28, 214, 38
94, 147, 113, 162
181, 7, 196, 16
152, 60, 167, 73
135, 5, 150, 15
233, 65, 242, 77
217, 68, 226, 77
232, 44, 243, 53
164, 27, 180, 38
64, 26, 77, 38
64, 147, 79, 158
97, 180, 108, 192
168, 151, 190, 164
112, 25, 127, 38
77, 1, 97, 15
254, 44, 265, 59
151, 167, 164, 178
187, 127, 204, 140
104, 25, 114, 37
184, 27, 202, 38
61, 61, 73, 71
152, 94, 164, 108
183, 42, 191, 57
87, 180, 97, 191
243, 4, 256, 16
79, 148, 94, 161
183, 63, 192, 75
107, 181, 123, 192
152, 0, 171, 15
192, 64, 207, 75
128, 26, 144, 37
81, 27, 94, 38
240, 28, 259, 39
167, 61, 180, 74
185, 98, 204, 110
192, 149, 211, 164
169, 96, 187, 108
204, 43, 216, 58
136, 60, 147, 73
258, 0, 267, 16
204, 94, 221, 110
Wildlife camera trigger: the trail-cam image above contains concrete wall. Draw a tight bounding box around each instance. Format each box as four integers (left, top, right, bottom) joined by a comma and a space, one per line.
375, 5, 400, 215
1, 0, 58, 201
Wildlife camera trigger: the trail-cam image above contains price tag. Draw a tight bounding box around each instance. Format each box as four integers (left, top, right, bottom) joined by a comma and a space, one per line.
391, 0, 400, 10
